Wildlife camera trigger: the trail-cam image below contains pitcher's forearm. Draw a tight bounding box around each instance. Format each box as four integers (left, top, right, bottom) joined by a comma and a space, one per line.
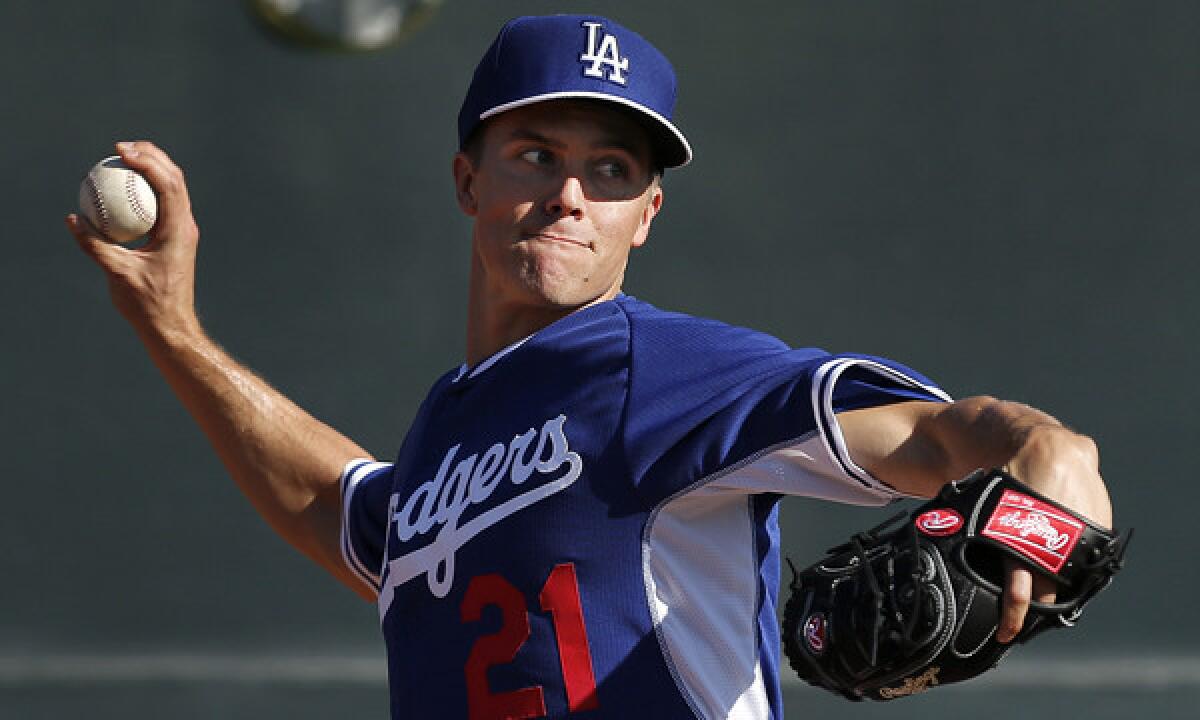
69, 142, 375, 600
840, 396, 1110, 525
139, 318, 371, 589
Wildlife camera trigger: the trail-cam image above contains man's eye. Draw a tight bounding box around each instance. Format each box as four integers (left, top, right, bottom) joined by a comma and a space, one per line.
520, 149, 553, 165
597, 160, 628, 179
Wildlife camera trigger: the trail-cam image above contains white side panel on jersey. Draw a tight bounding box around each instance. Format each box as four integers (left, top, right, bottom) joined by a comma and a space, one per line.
644, 443, 893, 719
643, 357, 951, 718
644, 486, 767, 719
708, 434, 899, 504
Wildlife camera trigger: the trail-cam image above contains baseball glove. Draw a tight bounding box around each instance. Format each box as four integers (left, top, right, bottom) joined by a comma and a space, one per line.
781, 468, 1130, 701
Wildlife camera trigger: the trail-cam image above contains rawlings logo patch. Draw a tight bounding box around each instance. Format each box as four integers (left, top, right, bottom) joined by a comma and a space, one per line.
878, 666, 941, 698
982, 489, 1083, 573
804, 613, 827, 655
915, 509, 964, 536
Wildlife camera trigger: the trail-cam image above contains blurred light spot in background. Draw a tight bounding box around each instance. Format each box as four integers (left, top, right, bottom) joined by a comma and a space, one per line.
246, 0, 444, 52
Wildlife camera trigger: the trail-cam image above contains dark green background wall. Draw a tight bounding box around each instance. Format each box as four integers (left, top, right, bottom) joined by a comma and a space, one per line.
2, 1, 1194, 717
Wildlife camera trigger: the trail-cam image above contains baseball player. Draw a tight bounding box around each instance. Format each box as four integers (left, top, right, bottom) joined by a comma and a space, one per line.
67, 14, 1113, 720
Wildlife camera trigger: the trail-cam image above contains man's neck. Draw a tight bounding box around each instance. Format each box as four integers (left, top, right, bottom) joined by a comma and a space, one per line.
465, 296, 572, 368
464, 258, 621, 368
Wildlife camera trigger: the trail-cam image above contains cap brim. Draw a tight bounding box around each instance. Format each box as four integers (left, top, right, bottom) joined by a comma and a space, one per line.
479, 91, 692, 168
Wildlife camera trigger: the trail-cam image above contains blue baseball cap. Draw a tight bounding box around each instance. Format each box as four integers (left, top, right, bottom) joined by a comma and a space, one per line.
458, 14, 692, 169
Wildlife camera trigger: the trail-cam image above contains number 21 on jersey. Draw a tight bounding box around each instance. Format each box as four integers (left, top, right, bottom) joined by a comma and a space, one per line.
461, 563, 600, 719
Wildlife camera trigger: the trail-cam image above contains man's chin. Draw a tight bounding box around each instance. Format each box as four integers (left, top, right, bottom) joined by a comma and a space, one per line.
514, 280, 617, 313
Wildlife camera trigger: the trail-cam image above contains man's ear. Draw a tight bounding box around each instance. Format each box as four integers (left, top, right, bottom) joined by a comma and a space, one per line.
631, 182, 663, 249
453, 152, 478, 216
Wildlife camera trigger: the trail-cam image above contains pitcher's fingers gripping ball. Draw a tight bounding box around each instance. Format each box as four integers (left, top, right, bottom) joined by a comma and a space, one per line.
781, 468, 1131, 701
78, 156, 158, 243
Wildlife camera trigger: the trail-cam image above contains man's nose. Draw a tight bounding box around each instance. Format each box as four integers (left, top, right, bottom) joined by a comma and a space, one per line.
543, 174, 585, 219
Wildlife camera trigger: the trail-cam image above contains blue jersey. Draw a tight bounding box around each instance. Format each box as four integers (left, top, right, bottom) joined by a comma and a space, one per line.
340, 295, 949, 719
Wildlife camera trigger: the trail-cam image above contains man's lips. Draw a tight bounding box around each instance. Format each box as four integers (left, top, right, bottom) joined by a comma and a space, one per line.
521, 231, 590, 249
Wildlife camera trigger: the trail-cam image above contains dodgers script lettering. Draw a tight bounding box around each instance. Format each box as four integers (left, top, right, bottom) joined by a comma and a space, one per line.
377, 415, 583, 610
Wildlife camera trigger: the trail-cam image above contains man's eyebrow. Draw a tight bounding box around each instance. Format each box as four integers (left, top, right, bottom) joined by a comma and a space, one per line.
591, 135, 647, 159
505, 129, 565, 148
504, 128, 647, 159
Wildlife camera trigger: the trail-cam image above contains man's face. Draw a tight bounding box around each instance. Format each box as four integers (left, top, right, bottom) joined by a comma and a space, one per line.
453, 100, 663, 312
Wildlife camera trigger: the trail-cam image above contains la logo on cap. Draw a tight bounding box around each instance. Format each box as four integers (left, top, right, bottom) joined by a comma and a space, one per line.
580, 21, 629, 85
457, 15, 693, 168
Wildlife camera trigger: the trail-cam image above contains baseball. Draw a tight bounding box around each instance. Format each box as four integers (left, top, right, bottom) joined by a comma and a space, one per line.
78, 156, 157, 243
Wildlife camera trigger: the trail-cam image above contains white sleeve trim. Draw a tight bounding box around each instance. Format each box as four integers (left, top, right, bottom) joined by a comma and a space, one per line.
339, 458, 391, 596
812, 357, 952, 496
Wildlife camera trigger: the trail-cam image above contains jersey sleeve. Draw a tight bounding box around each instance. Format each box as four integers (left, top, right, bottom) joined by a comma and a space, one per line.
708, 353, 952, 504
810, 353, 952, 495
339, 458, 395, 596
618, 300, 950, 506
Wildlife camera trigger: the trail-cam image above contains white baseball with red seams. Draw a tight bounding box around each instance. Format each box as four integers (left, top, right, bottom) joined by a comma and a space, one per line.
78, 156, 157, 243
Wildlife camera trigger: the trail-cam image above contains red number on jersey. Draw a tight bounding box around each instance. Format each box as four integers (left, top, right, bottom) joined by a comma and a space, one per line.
461, 563, 600, 718
539, 564, 600, 712
461, 574, 547, 720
